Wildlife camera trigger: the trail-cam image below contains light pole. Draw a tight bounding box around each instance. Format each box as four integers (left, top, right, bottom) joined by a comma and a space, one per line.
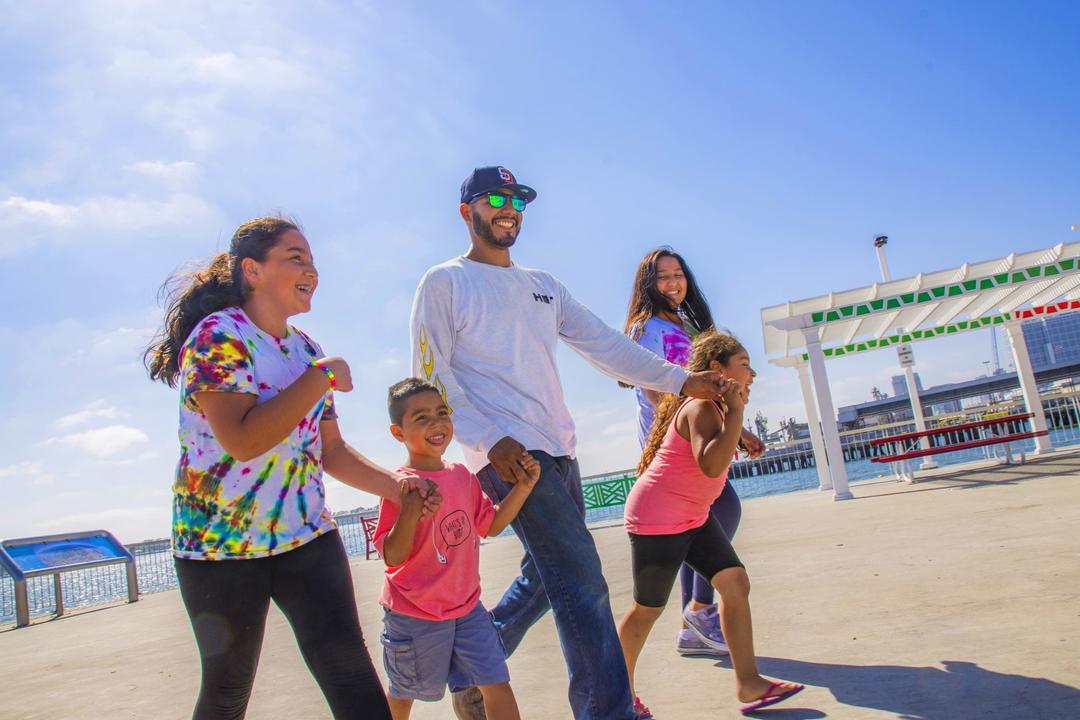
874, 234, 938, 469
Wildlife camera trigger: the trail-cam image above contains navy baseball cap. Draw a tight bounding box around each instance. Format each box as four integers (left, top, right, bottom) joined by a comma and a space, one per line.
460, 166, 538, 205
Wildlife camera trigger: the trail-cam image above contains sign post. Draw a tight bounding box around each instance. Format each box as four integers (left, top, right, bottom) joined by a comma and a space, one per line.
875, 236, 937, 469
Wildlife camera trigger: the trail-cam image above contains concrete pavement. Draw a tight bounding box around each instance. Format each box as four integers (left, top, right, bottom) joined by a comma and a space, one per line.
3, 451, 1079, 719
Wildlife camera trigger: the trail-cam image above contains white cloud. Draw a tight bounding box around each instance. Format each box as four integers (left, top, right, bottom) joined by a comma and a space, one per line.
0, 196, 76, 225
0, 192, 222, 256
107, 48, 323, 94
54, 400, 122, 429
1, 192, 217, 231
600, 418, 637, 439
39, 506, 170, 543
0, 461, 56, 487
50, 424, 150, 458
40, 507, 156, 529
115, 450, 161, 466
125, 160, 197, 182
0, 461, 43, 478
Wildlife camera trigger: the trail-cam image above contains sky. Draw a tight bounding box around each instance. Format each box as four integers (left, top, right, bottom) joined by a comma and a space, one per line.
1, 1, 1078, 543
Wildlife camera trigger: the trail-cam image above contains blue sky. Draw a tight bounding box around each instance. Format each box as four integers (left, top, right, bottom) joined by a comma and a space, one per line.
1, 1, 1078, 542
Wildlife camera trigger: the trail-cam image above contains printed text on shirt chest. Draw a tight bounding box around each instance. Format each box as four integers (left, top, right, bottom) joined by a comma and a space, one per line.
440, 510, 472, 547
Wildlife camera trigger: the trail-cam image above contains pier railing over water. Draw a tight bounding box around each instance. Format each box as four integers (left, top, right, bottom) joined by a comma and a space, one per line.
5, 389, 1079, 626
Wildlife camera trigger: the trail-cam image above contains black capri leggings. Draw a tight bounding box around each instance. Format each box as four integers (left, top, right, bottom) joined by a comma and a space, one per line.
629, 515, 744, 608
175, 531, 391, 720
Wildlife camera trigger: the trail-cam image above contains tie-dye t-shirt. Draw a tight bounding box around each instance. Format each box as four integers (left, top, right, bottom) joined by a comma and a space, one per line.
172, 307, 338, 561
634, 316, 694, 448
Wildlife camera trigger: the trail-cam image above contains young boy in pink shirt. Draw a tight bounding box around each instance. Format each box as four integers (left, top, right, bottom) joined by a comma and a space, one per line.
374, 378, 539, 720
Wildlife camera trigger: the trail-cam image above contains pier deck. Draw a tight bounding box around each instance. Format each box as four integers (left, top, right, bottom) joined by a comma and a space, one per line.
3, 451, 1079, 719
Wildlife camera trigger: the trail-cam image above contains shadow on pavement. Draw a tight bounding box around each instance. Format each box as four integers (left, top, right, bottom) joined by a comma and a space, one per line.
732, 657, 1080, 719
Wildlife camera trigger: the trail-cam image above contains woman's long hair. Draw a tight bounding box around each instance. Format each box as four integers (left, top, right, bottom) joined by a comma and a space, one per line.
637, 330, 745, 476
145, 216, 299, 387
623, 247, 715, 339
619, 247, 715, 389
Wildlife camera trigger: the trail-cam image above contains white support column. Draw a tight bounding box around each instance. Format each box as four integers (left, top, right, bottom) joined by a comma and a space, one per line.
795, 360, 832, 491
903, 365, 938, 470
802, 329, 853, 500
1005, 321, 1054, 454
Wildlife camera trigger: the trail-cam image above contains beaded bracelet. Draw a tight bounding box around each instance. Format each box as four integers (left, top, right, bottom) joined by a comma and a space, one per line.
309, 360, 337, 390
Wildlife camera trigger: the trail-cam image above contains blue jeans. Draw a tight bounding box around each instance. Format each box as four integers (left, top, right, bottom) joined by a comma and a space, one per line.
477, 452, 636, 720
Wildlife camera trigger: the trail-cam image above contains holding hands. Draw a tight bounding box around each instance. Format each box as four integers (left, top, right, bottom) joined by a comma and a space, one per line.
683, 370, 754, 409
517, 451, 541, 487
681, 370, 739, 404
397, 472, 442, 517
720, 376, 746, 411
398, 480, 427, 520
739, 429, 766, 459
489, 436, 542, 486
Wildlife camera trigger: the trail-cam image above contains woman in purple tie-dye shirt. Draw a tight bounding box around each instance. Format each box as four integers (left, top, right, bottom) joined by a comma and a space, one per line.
622, 247, 764, 664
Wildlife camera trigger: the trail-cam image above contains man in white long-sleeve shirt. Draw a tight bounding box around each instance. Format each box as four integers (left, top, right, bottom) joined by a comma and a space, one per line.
410, 166, 733, 720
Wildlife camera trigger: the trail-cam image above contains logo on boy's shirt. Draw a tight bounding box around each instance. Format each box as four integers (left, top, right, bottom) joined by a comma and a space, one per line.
532, 293, 553, 305
440, 510, 472, 548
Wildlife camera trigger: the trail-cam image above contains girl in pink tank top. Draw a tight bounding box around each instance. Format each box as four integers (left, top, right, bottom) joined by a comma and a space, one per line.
618, 331, 804, 717
623, 399, 730, 535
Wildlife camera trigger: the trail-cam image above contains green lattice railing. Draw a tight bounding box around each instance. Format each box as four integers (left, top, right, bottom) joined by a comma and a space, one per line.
582, 474, 636, 510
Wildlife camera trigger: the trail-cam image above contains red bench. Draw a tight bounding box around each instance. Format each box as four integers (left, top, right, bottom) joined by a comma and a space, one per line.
361, 515, 379, 560
870, 412, 1048, 470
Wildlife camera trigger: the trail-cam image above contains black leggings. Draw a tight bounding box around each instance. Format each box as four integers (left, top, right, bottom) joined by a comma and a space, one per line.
629, 515, 744, 608
174, 531, 391, 720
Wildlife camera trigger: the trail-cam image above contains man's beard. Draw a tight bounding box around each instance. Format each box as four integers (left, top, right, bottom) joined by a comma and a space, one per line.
472, 213, 518, 248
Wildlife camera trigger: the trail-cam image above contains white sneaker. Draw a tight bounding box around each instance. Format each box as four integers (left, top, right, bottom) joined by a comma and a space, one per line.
676, 628, 729, 657
681, 604, 729, 653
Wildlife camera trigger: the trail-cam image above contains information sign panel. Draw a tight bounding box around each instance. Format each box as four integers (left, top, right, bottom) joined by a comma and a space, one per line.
0, 530, 138, 627
897, 344, 915, 368
2, 535, 126, 574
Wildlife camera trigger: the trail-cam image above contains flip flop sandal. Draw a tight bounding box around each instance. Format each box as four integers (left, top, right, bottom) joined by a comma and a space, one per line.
740, 682, 804, 715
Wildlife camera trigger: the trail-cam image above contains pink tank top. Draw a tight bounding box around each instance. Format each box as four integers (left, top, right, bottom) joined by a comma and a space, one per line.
624, 401, 730, 535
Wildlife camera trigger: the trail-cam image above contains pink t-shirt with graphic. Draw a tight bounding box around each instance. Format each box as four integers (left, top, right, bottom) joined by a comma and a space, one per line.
373, 462, 496, 621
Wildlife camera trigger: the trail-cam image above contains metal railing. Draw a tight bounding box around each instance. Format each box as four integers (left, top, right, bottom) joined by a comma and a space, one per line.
131, 539, 175, 593
335, 510, 379, 558
6, 386, 1078, 626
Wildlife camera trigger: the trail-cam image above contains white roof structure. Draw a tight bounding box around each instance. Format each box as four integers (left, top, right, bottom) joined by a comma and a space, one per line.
758, 240, 1080, 501
761, 241, 1080, 366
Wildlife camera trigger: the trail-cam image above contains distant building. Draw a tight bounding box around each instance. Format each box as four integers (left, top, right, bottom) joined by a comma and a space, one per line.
1022, 313, 1080, 369
776, 417, 810, 442
930, 399, 962, 415
891, 372, 924, 398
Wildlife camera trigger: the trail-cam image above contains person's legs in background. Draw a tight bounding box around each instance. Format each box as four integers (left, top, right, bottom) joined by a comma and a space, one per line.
677, 482, 742, 655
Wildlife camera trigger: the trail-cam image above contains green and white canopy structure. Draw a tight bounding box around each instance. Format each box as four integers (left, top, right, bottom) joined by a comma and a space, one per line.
760, 240, 1080, 499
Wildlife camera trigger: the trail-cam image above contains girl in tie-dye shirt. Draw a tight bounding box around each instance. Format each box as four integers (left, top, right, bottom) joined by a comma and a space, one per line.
174, 306, 337, 559
147, 217, 439, 719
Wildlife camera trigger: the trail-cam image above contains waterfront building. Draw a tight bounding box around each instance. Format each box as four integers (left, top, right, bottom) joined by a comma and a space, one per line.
1022, 312, 1080, 369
